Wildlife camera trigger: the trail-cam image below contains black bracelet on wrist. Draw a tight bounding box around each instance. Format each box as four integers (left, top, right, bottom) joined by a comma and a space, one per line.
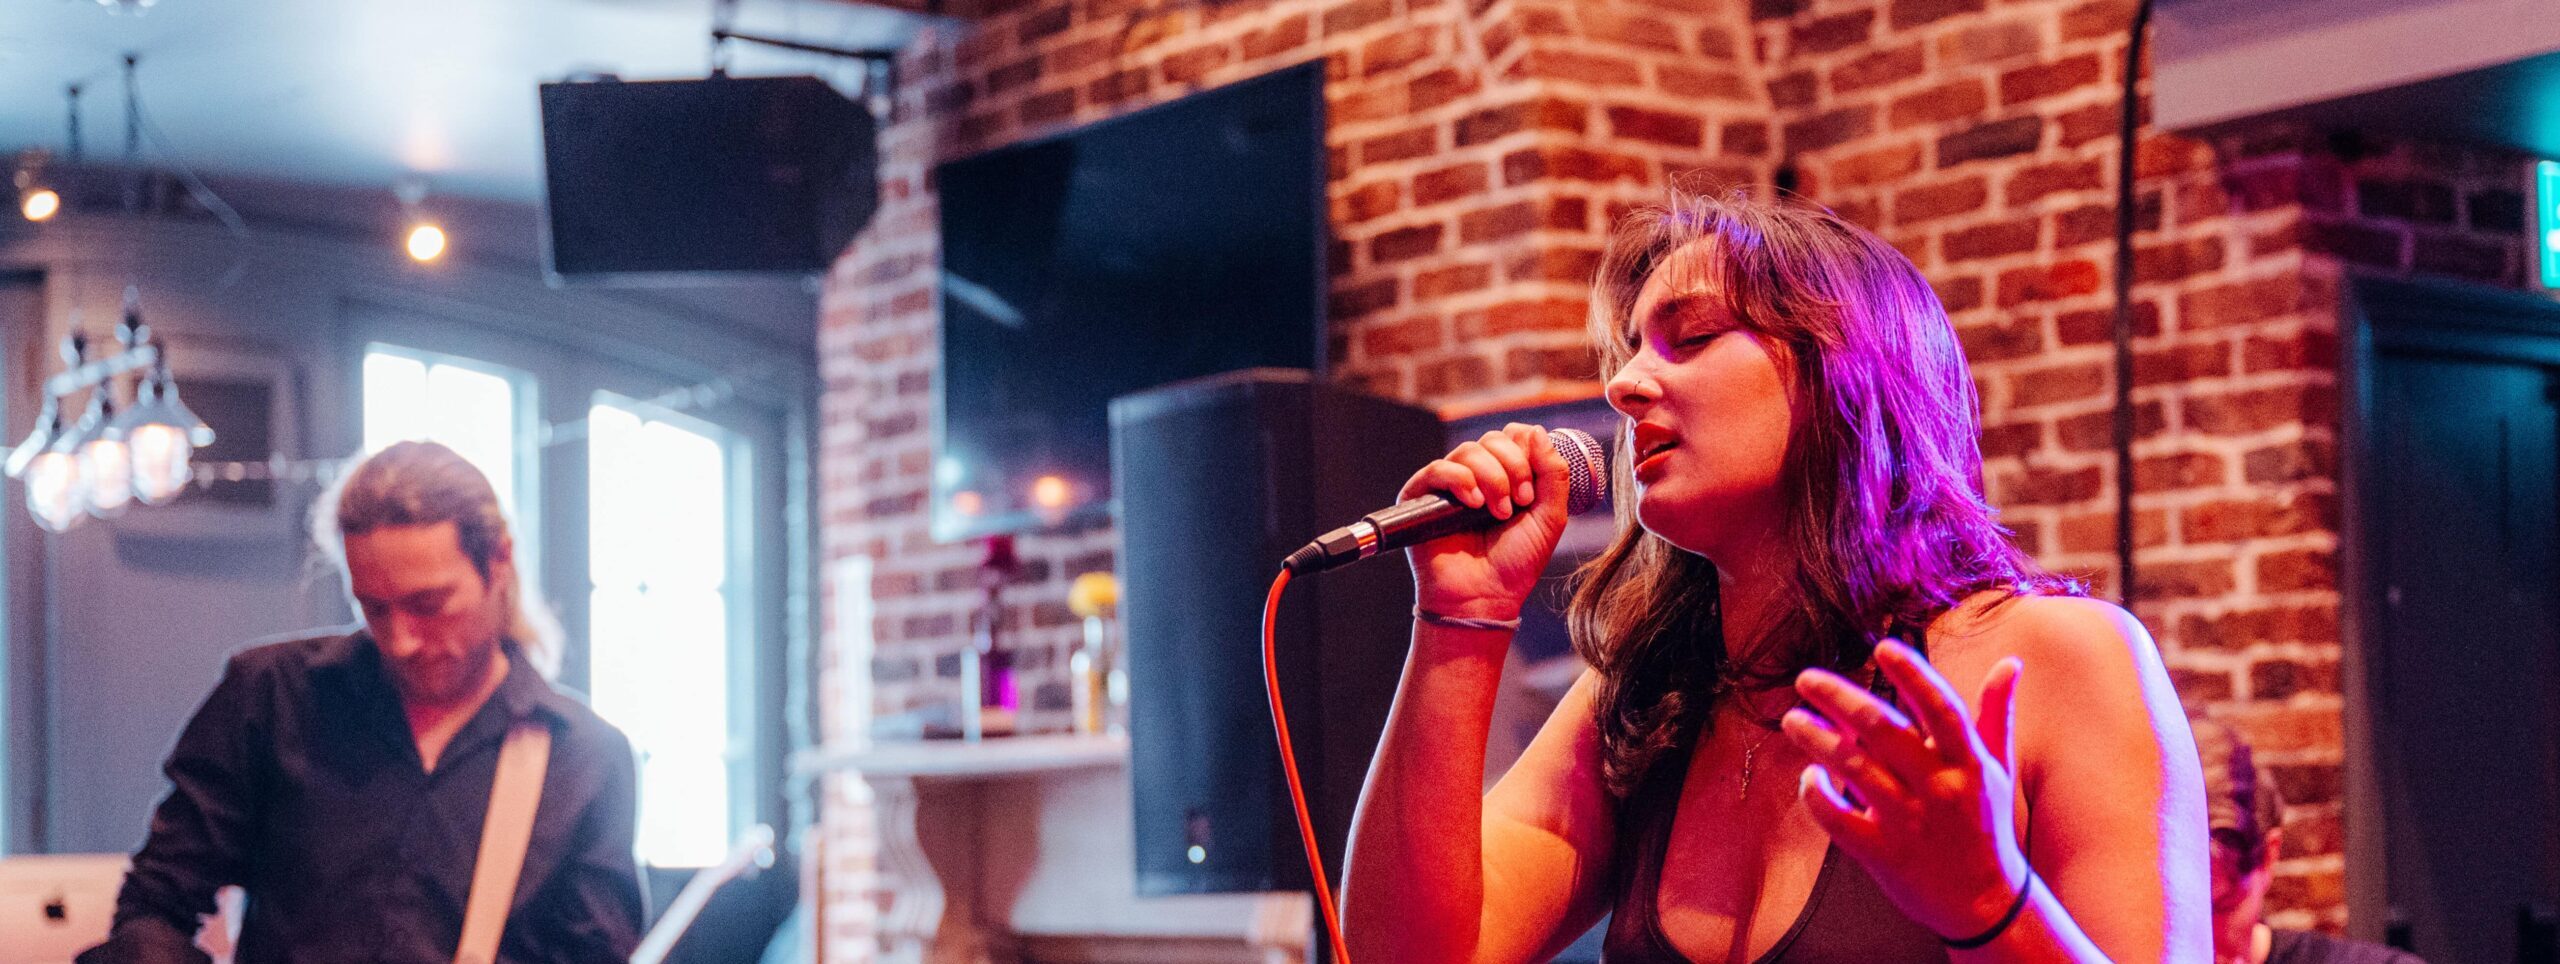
1412, 607, 1522, 632
1942, 867, 2036, 950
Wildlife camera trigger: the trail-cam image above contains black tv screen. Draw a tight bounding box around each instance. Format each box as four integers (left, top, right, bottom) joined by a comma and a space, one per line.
933, 61, 1327, 541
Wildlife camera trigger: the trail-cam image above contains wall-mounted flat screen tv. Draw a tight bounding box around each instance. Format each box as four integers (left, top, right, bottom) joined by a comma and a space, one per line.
933, 61, 1327, 541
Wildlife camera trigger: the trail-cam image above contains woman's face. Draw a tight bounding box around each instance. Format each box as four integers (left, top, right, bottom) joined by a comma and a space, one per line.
1603, 242, 1796, 561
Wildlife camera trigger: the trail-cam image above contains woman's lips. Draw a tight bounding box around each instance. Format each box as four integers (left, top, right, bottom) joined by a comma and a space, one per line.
1635, 445, 1677, 481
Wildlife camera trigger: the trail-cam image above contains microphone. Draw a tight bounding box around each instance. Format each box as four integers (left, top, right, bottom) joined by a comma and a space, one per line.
1281, 427, 1609, 574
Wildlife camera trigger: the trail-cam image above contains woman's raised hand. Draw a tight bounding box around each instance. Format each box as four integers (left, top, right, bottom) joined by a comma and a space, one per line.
1398, 423, 1576, 624
1784, 640, 2034, 944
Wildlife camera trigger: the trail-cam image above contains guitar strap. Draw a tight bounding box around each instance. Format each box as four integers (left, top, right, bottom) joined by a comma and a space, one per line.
454, 719, 552, 964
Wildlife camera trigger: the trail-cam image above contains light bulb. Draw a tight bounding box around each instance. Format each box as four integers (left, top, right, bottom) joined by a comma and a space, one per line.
127, 422, 193, 504
80, 435, 133, 517
25, 449, 83, 532
1030, 475, 1071, 510
406, 223, 447, 262
21, 188, 60, 222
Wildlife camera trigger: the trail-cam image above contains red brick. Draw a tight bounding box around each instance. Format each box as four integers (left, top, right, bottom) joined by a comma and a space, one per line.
1161, 43, 1236, 85
2181, 493, 2336, 544
1332, 84, 1407, 124
1413, 163, 1488, 207
1768, 70, 1818, 110
2057, 101, 2132, 149
1833, 196, 1885, 230
1329, 278, 1399, 318
1363, 315, 1446, 356
1507, 247, 1603, 283
1890, 0, 1986, 29
1959, 317, 2045, 361
2170, 667, 2236, 708
2132, 558, 2238, 601
1658, 66, 1754, 101
1516, 3, 1572, 36
1999, 54, 2103, 107
2174, 179, 2232, 224
1459, 201, 1541, 243
1980, 420, 2042, 460
2177, 603, 2338, 651
1015, 4, 1072, 43
1696, 24, 1740, 59
1996, 259, 2103, 307
1939, 116, 2045, 168
1606, 105, 1705, 148
2006, 158, 2106, 207
1085, 67, 1152, 104
2060, 506, 2166, 553
1935, 274, 1985, 313
1998, 464, 2103, 505
1457, 97, 1589, 146
1830, 141, 1925, 188
2011, 361, 2108, 407
2134, 236, 2229, 284
1720, 121, 1772, 157
1322, 0, 1394, 35
1415, 353, 1495, 396
1370, 223, 1445, 263
1505, 344, 1596, 382
2136, 451, 2227, 490
1019, 87, 1080, 125
2178, 276, 2317, 331
1830, 43, 1926, 95
1361, 125, 1440, 164
1502, 146, 1650, 186
1891, 80, 1989, 130
2183, 384, 2338, 436
2135, 134, 2216, 179
1361, 29, 1433, 76
1414, 262, 1494, 299
1791, 10, 1874, 55
1944, 216, 2042, 263
2058, 301, 2160, 347
1586, 11, 1684, 53
1476, 298, 1586, 336
2134, 339, 2231, 388
987, 57, 1041, 95
1937, 18, 2042, 68
1242, 16, 1313, 59
1786, 106, 1877, 154
1410, 67, 1477, 111
1338, 179, 1402, 223
1046, 37, 1118, 75
2062, 0, 2140, 41
2243, 437, 2337, 485
1895, 175, 1990, 225
2243, 330, 2340, 374
2057, 402, 2165, 451
2256, 547, 2337, 593
1519, 49, 1643, 86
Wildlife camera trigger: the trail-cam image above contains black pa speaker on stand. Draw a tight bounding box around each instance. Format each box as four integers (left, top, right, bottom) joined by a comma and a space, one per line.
538, 75, 878, 282
1110, 368, 1439, 920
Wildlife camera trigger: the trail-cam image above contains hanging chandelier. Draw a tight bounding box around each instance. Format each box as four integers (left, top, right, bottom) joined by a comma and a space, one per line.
4, 287, 214, 532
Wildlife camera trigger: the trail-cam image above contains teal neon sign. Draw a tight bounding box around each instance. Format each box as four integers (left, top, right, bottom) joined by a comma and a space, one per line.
2541, 161, 2560, 289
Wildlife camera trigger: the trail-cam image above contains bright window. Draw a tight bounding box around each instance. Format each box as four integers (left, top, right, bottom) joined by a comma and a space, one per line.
585, 399, 737, 868
361, 347, 527, 516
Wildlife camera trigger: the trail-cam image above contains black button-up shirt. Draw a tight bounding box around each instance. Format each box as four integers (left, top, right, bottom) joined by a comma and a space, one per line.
80, 630, 647, 964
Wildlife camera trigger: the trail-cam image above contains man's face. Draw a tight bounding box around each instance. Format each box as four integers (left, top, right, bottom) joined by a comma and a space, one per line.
344, 521, 510, 709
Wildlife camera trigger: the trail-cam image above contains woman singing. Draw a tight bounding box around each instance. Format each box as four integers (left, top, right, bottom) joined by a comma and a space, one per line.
1341, 190, 2208, 963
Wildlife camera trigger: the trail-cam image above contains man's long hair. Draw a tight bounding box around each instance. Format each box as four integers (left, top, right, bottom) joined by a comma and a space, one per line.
1568, 189, 2074, 798
312, 440, 563, 678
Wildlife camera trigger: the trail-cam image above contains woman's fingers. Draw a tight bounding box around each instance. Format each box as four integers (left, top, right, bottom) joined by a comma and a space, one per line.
1399, 458, 1486, 508
1782, 708, 1911, 819
1873, 641, 1983, 767
1474, 430, 1536, 511
1795, 668, 1939, 783
1799, 765, 1885, 853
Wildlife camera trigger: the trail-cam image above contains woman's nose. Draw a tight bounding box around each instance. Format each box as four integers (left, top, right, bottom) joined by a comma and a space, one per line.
1606, 361, 1657, 417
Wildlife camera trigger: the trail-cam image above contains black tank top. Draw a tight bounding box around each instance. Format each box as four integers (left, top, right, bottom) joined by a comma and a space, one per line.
1600, 725, 1949, 964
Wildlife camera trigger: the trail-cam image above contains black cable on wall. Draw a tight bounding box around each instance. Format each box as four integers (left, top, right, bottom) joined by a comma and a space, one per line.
2112, 0, 2155, 604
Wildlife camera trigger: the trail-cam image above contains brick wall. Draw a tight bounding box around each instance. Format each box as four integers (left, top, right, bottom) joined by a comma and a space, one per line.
816, 0, 2535, 954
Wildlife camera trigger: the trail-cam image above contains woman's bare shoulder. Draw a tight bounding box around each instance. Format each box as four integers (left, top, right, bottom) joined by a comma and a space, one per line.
1929, 592, 2159, 687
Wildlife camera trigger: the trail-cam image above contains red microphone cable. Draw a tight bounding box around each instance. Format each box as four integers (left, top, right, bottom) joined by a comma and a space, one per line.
1262, 567, 1353, 964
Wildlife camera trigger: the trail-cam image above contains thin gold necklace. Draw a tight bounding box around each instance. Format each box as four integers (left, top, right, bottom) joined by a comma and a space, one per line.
1730, 689, 1794, 800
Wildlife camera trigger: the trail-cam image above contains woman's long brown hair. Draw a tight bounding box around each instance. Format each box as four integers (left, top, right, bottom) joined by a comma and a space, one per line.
1568, 189, 2076, 798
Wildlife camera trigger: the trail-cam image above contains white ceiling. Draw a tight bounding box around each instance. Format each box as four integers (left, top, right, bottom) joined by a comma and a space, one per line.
0, 0, 928, 203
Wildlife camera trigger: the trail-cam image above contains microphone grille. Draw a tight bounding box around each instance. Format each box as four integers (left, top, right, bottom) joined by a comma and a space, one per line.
1550, 427, 1609, 514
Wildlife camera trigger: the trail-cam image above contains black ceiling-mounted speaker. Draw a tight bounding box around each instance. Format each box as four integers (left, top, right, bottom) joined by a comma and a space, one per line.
538, 75, 878, 283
